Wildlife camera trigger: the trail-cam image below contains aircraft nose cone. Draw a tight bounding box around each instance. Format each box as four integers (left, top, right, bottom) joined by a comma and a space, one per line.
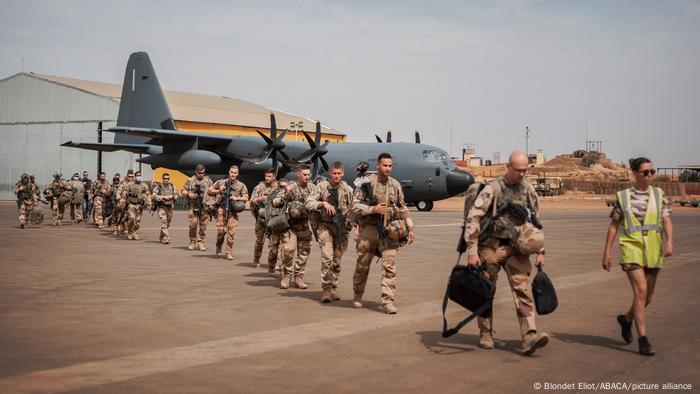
446, 168, 474, 196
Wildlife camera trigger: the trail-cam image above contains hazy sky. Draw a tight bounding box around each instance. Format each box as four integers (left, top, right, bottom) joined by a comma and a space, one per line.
2, 0, 699, 167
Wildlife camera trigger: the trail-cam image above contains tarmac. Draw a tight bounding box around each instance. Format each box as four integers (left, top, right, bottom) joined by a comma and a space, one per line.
0, 199, 698, 393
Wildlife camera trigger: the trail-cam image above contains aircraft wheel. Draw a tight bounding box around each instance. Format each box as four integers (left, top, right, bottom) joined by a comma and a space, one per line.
416, 200, 433, 212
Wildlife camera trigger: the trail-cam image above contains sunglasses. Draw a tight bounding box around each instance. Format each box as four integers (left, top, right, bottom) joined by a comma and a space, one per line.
638, 169, 656, 176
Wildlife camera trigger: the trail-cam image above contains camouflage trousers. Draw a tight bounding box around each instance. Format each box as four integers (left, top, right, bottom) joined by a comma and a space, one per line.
215, 208, 239, 254
188, 208, 211, 246
317, 222, 349, 290
253, 219, 267, 264
126, 203, 143, 237
50, 199, 66, 225
267, 232, 282, 271
18, 199, 34, 226
94, 197, 104, 227
477, 243, 536, 338
70, 203, 83, 222
157, 206, 173, 241
353, 224, 398, 306
110, 206, 125, 234
279, 224, 312, 277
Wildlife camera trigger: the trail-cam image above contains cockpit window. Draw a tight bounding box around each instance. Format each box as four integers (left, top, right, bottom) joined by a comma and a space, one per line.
422, 150, 453, 168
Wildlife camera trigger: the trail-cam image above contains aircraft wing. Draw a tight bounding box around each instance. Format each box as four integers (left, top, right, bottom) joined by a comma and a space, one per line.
61, 141, 155, 155
108, 126, 233, 146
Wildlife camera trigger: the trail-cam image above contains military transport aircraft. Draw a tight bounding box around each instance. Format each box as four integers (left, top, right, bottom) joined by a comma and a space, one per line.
62, 52, 473, 211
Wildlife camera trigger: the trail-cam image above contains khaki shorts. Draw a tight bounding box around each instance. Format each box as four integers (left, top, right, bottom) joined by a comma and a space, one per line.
620, 263, 660, 276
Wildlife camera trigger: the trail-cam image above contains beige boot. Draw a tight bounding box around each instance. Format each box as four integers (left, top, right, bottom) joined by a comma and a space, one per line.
187, 242, 196, 251
479, 331, 495, 349
379, 302, 397, 314
522, 331, 549, 355
226, 253, 233, 261
133, 234, 140, 240
352, 296, 363, 309
215, 243, 222, 256
294, 276, 308, 289
198, 243, 207, 251
280, 274, 291, 289
321, 288, 332, 304
330, 289, 341, 301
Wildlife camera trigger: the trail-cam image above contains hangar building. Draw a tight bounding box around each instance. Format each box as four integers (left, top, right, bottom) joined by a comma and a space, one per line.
0, 72, 345, 200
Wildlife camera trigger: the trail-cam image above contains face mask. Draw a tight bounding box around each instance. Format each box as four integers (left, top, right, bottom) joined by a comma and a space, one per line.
135, 176, 143, 182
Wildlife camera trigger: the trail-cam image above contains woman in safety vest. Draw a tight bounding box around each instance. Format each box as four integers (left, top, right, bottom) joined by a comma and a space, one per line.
602, 157, 673, 356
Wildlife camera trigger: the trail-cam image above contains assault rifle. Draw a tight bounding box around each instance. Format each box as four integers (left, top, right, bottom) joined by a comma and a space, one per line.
223, 179, 233, 220
361, 182, 387, 239
192, 184, 204, 218
328, 187, 348, 249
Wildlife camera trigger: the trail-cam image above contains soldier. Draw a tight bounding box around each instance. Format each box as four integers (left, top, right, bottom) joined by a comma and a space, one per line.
44, 172, 71, 226
29, 175, 41, 202
182, 164, 214, 251
208, 165, 249, 260
68, 173, 85, 223
351, 153, 415, 314
108, 174, 125, 234
250, 168, 277, 267
266, 178, 289, 276
81, 171, 93, 221
306, 162, 354, 303
274, 166, 317, 289
119, 171, 151, 240
15, 173, 37, 229
465, 150, 548, 355
152, 172, 178, 244
90, 172, 111, 229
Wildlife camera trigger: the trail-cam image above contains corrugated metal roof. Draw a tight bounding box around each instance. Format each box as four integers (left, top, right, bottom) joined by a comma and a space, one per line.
11, 73, 342, 135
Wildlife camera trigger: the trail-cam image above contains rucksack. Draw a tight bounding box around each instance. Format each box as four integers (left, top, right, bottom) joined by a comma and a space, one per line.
441, 255, 495, 338
265, 189, 290, 233
531, 266, 558, 315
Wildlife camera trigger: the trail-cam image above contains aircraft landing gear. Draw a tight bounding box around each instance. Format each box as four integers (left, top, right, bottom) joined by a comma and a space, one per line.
416, 200, 433, 212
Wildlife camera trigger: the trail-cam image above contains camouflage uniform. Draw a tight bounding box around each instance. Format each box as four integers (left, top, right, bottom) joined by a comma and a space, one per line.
182, 175, 215, 250
274, 181, 317, 285
265, 185, 287, 274
91, 180, 111, 228
15, 178, 37, 228
152, 182, 179, 243
465, 176, 542, 339
350, 174, 410, 308
250, 180, 277, 266
109, 181, 125, 234
120, 181, 151, 240
305, 179, 354, 293
69, 179, 85, 223
211, 179, 249, 257
44, 178, 71, 225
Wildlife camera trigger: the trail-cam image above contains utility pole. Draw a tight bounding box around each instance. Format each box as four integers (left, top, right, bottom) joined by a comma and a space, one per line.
525, 126, 531, 156
97, 122, 103, 174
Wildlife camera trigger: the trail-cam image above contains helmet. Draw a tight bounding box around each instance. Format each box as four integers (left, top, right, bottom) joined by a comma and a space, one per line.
356, 161, 369, 174
231, 201, 246, 213
53, 171, 62, 178
516, 222, 544, 255
386, 219, 409, 241
21, 173, 29, 179
287, 201, 306, 220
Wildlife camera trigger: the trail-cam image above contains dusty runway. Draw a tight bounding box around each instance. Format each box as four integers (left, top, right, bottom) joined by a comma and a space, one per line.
0, 200, 698, 393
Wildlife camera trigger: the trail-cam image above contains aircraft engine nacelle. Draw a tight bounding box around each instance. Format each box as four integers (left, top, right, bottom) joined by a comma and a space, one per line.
139, 150, 221, 170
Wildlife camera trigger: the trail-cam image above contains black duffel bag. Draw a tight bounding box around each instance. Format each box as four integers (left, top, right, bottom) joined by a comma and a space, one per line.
441, 256, 495, 338
532, 266, 558, 315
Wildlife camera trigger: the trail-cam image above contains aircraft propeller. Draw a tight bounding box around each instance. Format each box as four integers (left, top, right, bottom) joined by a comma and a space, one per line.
375, 130, 392, 143
415, 130, 421, 144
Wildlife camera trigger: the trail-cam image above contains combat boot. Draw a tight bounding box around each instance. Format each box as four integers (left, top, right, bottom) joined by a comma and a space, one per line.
479, 331, 495, 349
294, 276, 308, 289
133, 234, 140, 240
330, 289, 341, 301
163, 238, 170, 245
522, 331, 549, 355
378, 302, 397, 314
321, 288, 332, 303
280, 274, 291, 289
254, 259, 261, 268
127, 234, 133, 240
352, 296, 363, 309
20, 223, 25, 229
226, 253, 233, 261
198, 243, 207, 252
267, 266, 276, 277
187, 242, 196, 251
215, 243, 222, 256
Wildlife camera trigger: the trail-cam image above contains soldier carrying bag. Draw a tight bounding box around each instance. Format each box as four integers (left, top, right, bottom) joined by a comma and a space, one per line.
441, 253, 495, 338
531, 266, 558, 315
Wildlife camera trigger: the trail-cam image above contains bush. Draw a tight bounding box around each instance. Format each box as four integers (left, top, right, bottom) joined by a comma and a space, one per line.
581, 152, 600, 167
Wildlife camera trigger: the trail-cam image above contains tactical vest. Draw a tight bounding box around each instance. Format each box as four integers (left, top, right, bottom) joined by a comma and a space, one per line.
486, 178, 534, 244
219, 180, 245, 207
95, 181, 109, 197
17, 183, 33, 201
156, 183, 176, 207
616, 187, 664, 268
126, 183, 142, 205
369, 175, 402, 222
317, 182, 351, 223
51, 182, 64, 197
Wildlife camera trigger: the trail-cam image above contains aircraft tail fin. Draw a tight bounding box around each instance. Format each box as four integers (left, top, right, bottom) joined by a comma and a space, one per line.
115, 52, 175, 144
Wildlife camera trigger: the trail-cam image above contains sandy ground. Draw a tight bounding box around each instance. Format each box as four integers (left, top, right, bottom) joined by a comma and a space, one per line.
0, 199, 698, 393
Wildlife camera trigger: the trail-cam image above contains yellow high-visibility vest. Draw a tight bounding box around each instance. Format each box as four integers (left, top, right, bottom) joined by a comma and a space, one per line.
616, 187, 664, 268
